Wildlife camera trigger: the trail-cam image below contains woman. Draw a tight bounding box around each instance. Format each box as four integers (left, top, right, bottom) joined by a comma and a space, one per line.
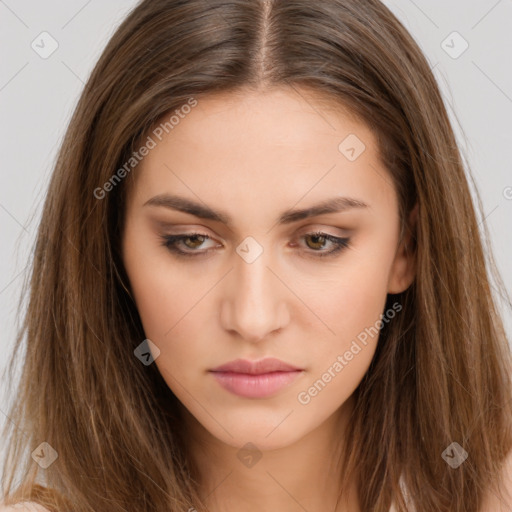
1, 0, 511, 511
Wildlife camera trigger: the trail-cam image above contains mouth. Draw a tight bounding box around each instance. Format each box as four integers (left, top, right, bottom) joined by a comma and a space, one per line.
208, 358, 305, 398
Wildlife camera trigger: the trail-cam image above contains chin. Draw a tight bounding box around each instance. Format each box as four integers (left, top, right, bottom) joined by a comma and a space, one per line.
204, 413, 313, 452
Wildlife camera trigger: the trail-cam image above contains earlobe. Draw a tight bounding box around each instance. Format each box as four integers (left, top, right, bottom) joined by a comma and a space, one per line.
387, 203, 418, 294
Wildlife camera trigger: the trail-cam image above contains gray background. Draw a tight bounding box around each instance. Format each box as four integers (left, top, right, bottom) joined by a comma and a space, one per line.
1, 0, 511, 476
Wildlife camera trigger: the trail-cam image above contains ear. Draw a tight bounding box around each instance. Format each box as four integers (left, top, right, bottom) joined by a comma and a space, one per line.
387, 203, 418, 294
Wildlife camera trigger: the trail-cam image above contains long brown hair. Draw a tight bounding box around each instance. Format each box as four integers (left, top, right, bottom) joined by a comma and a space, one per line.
2, 0, 511, 511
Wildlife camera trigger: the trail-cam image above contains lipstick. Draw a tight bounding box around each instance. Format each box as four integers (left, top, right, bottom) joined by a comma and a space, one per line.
209, 358, 304, 398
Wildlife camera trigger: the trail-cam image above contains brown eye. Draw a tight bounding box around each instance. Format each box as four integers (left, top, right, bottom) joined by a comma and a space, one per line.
299, 231, 351, 258
182, 234, 207, 249
304, 233, 328, 250
160, 232, 218, 257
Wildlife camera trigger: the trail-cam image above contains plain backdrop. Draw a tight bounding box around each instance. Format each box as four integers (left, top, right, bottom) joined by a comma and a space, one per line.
1, 0, 511, 479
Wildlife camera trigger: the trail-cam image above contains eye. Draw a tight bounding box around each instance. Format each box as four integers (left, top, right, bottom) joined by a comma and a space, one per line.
160, 232, 218, 257
296, 231, 351, 258
160, 231, 351, 258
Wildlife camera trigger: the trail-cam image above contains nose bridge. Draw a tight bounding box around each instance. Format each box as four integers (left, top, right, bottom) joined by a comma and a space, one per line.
221, 240, 288, 341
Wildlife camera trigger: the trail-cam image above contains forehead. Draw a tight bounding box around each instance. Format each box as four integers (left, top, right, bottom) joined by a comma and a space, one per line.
157, 87, 373, 157
129, 87, 395, 220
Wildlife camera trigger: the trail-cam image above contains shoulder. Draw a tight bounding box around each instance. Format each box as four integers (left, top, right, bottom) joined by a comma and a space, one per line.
480, 449, 512, 511
0, 503, 51, 512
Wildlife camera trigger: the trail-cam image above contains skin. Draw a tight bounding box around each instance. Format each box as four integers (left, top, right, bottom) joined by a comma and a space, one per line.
121, 86, 417, 512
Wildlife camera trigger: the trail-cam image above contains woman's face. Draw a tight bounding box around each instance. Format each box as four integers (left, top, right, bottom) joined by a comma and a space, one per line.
121, 87, 415, 451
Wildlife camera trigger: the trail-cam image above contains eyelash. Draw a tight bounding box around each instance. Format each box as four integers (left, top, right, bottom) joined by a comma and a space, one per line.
160, 231, 350, 259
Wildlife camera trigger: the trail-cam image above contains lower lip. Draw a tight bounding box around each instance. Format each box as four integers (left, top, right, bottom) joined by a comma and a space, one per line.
209, 370, 303, 398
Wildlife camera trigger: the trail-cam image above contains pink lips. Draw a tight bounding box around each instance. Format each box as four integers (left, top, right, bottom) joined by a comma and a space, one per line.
209, 358, 304, 398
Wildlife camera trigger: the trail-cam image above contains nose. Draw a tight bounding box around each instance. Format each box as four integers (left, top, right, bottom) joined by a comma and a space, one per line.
220, 247, 290, 343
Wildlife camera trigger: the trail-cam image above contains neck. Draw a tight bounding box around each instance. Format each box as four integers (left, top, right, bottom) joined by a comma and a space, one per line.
181, 394, 360, 512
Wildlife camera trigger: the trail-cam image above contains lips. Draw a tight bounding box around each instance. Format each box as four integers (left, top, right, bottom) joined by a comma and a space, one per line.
210, 357, 302, 375
209, 358, 304, 398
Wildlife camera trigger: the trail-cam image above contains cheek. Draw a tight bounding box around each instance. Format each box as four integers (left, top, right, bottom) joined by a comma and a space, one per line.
122, 228, 214, 389
293, 270, 391, 412
297, 252, 393, 348
122, 226, 193, 340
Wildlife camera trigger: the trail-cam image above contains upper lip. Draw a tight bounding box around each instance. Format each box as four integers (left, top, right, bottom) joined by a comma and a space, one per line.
209, 358, 303, 375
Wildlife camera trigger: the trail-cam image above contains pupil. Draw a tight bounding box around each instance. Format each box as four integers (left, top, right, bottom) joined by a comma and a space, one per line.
308, 234, 325, 249
186, 235, 204, 248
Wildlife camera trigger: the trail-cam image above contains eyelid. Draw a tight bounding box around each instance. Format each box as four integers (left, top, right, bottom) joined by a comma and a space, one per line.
296, 224, 349, 237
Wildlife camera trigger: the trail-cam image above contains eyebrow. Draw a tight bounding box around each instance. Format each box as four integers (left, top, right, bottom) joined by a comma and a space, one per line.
143, 193, 369, 226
